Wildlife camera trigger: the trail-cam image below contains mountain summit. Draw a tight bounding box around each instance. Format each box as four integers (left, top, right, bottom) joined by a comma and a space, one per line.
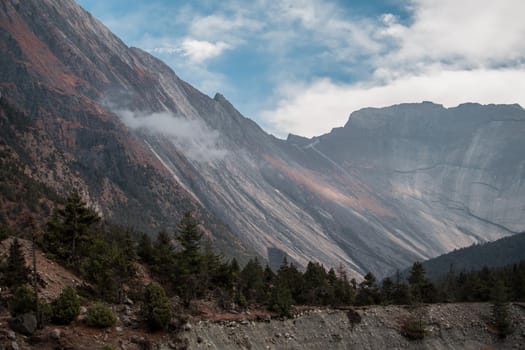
1, 0, 524, 277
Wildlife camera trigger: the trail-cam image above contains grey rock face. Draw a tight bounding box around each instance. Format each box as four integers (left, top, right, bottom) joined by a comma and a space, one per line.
0, 0, 523, 277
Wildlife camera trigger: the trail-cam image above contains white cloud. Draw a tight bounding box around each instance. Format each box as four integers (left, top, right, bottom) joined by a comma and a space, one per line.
262, 0, 525, 137
380, 0, 525, 68
82, 0, 525, 138
263, 68, 525, 138
114, 109, 228, 163
180, 39, 231, 64
189, 13, 262, 43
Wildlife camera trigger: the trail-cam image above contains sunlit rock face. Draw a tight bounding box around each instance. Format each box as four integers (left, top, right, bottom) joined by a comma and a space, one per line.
1, 0, 524, 277
287, 102, 525, 276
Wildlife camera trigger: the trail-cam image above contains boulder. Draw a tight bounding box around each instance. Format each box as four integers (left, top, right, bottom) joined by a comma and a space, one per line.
9, 313, 37, 335
49, 328, 61, 340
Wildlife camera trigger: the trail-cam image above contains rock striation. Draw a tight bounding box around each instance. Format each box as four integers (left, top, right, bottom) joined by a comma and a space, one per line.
0, 0, 524, 276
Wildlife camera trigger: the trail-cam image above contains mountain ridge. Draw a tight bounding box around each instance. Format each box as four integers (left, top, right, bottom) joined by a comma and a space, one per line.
1, 0, 524, 277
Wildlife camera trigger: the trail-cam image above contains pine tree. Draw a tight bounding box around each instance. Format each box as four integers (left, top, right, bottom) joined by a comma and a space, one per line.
263, 264, 275, 286
270, 279, 293, 316
301, 262, 330, 305
240, 258, 265, 304
4, 238, 31, 289
226, 258, 240, 293
356, 272, 380, 305
176, 211, 203, 268
174, 212, 204, 305
200, 238, 226, 292
45, 192, 99, 265
408, 261, 436, 303
276, 258, 304, 304
151, 230, 176, 286
142, 282, 172, 331
491, 278, 512, 338
333, 263, 354, 306
381, 277, 395, 305
137, 233, 154, 264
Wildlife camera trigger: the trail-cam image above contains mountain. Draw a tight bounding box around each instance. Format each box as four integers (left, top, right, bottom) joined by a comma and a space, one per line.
1, 0, 524, 277
284, 102, 525, 276
402, 231, 525, 280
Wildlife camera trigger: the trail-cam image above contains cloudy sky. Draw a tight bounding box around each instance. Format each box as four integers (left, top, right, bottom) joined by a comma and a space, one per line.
77, 0, 525, 138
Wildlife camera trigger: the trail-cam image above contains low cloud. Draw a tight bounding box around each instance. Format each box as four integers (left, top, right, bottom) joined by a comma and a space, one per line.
113, 108, 228, 163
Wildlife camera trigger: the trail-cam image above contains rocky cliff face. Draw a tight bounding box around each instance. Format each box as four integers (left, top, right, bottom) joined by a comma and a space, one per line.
284, 102, 525, 275
182, 303, 525, 350
1, 0, 524, 276
0, 0, 250, 258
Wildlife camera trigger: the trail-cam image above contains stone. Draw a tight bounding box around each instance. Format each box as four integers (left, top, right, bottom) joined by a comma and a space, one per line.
80, 306, 88, 315
183, 322, 192, 331
11, 342, 19, 350
130, 335, 145, 344
115, 327, 123, 333
7, 331, 16, 340
9, 313, 37, 336
49, 328, 61, 340
121, 315, 132, 326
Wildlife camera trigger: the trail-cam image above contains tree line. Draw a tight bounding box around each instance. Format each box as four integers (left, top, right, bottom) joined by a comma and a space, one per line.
1, 192, 524, 333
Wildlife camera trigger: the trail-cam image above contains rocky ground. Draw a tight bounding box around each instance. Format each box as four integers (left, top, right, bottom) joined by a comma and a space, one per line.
184, 303, 525, 350
1, 301, 524, 349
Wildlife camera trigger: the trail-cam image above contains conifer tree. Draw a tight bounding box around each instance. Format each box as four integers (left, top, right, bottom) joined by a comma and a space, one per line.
151, 230, 176, 286
356, 272, 380, 305
301, 262, 330, 305
270, 279, 293, 316
137, 233, 154, 264
263, 264, 275, 286
240, 258, 265, 304
381, 277, 395, 305
45, 192, 99, 265
408, 261, 436, 303
491, 278, 512, 338
176, 211, 203, 268
226, 258, 240, 292
276, 258, 304, 303
142, 282, 172, 331
174, 211, 204, 305
4, 238, 31, 289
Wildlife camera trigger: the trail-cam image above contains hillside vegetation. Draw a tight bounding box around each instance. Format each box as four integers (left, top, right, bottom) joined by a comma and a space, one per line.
404, 232, 525, 280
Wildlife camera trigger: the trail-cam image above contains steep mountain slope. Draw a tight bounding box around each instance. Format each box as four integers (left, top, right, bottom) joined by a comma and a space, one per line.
0, 0, 250, 259
1, 0, 524, 277
284, 102, 525, 275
